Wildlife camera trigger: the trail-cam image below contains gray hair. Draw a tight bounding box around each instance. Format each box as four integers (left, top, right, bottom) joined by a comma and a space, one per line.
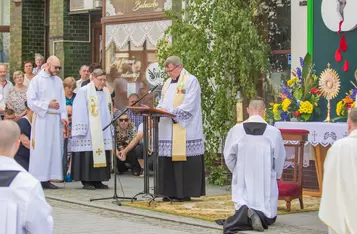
34, 53, 44, 60
164, 56, 182, 67
348, 107, 357, 125
92, 68, 106, 78
0, 120, 20, 153
13, 70, 24, 79
80, 64, 89, 72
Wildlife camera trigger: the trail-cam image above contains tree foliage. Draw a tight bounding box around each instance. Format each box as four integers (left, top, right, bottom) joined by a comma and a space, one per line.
157, 0, 287, 184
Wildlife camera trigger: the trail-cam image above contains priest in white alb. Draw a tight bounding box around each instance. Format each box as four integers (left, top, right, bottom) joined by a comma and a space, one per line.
27, 56, 68, 189
319, 107, 357, 234
157, 56, 205, 202
71, 69, 113, 190
222, 97, 286, 233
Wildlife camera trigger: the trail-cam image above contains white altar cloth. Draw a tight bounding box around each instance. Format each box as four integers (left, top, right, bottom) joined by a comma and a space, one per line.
274, 122, 348, 167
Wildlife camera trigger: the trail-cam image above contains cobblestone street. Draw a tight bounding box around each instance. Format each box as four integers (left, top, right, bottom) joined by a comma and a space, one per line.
50, 200, 220, 234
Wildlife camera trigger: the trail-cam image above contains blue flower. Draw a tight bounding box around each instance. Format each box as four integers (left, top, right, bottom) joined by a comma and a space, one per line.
296, 67, 302, 79
280, 84, 294, 101
299, 57, 304, 68
281, 112, 289, 121
349, 89, 357, 100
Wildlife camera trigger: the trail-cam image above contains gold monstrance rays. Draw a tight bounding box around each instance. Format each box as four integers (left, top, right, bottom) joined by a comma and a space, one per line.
319, 63, 340, 122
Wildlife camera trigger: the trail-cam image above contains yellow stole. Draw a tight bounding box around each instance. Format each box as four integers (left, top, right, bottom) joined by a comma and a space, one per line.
161, 70, 191, 161
87, 82, 113, 168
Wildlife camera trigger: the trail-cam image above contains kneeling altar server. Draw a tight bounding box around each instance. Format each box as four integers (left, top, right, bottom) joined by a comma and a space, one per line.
223, 97, 286, 232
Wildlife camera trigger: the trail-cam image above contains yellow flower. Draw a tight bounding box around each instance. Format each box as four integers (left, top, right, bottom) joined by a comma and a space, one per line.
352, 102, 356, 108
299, 101, 313, 114
336, 100, 345, 116
287, 80, 292, 86
281, 98, 291, 112
291, 77, 298, 83
272, 104, 280, 113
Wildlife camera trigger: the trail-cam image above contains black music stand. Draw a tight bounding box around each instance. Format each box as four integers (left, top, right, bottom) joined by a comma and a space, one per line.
89, 118, 133, 205
128, 106, 175, 205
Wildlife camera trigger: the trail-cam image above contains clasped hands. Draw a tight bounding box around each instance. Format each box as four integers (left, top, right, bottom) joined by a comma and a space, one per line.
116, 149, 127, 161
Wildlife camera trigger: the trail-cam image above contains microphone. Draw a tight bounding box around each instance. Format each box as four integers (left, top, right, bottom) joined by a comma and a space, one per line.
148, 84, 159, 94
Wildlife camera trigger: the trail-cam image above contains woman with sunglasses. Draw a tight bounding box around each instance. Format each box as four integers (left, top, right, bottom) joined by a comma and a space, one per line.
115, 113, 143, 176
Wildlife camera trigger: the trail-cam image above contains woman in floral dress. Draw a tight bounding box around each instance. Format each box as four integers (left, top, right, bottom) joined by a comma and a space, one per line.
6, 71, 27, 121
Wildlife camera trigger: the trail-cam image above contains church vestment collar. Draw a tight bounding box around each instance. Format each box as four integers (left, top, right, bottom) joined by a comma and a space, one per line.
170, 75, 180, 84
95, 87, 103, 91
244, 115, 267, 124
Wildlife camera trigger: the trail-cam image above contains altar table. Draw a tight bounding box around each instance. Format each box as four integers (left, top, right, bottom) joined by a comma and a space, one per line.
275, 122, 348, 196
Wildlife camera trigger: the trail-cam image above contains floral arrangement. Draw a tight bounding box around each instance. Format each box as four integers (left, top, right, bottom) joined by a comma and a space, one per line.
335, 86, 357, 120
266, 53, 321, 122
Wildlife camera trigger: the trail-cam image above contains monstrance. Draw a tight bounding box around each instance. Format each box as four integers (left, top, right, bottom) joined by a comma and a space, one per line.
319, 63, 340, 122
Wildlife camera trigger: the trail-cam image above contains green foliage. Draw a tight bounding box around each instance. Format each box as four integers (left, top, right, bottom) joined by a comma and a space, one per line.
207, 165, 229, 186
157, 0, 270, 184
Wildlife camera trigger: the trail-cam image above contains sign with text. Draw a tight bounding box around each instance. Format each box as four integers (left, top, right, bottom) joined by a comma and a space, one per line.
107, 0, 172, 16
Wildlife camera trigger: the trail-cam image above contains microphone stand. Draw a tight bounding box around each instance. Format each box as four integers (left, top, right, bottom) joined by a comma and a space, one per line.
90, 85, 159, 206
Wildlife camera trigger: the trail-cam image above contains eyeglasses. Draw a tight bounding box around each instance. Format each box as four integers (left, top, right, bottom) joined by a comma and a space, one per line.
165, 65, 179, 73
94, 76, 106, 83
51, 64, 62, 70
119, 118, 129, 122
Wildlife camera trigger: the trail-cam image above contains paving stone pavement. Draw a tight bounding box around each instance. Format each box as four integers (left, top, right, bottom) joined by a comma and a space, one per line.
47, 175, 328, 234
50, 200, 220, 234
50, 199, 326, 234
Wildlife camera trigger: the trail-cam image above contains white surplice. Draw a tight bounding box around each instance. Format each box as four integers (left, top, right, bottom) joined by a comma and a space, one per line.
319, 129, 357, 234
71, 85, 113, 152
224, 115, 286, 218
27, 70, 67, 181
0, 156, 53, 234
157, 69, 204, 157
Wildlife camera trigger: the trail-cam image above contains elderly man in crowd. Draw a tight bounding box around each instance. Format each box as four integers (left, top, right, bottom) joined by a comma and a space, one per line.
74, 64, 90, 93
33, 53, 45, 75
0, 64, 13, 118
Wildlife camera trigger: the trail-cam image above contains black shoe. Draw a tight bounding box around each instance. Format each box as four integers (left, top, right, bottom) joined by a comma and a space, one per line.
247, 208, 264, 232
92, 182, 109, 189
177, 197, 191, 202
83, 183, 96, 190
41, 182, 58, 189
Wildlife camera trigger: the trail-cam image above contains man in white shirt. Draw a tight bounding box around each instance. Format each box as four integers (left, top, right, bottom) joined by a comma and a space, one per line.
74, 64, 90, 93
0, 64, 13, 117
222, 97, 286, 233
0, 120, 53, 234
319, 107, 357, 234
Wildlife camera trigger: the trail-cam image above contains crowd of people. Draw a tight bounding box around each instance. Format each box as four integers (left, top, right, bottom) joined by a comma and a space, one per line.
0, 54, 154, 190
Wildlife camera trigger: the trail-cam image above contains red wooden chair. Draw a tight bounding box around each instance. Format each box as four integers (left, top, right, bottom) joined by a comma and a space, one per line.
278, 129, 309, 211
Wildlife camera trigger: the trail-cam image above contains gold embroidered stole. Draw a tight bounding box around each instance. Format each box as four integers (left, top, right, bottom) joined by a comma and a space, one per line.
161, 70, 191, 161
87, 82, 112, 168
